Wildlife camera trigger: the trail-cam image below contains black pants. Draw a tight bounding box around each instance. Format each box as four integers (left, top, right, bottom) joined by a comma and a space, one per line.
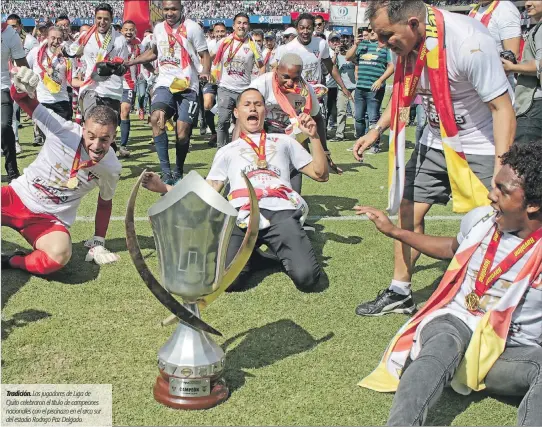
326, 87, 338, 127
34, 101, 73, 144
226, 209, 320, 291
1, 89, 19, 181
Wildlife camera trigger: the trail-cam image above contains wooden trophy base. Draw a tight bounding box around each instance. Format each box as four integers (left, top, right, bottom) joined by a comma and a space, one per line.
153, 373, 229, 410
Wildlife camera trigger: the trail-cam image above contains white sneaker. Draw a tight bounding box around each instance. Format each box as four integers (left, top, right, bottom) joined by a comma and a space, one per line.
15, 141, 22, 154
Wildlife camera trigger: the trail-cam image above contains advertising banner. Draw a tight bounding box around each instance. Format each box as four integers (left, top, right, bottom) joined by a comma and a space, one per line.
249, 15, 292, 25
330, 2, 358, 25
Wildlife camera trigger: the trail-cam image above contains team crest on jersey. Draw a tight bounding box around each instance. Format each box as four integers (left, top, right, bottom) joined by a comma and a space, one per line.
243, 47, 250, 54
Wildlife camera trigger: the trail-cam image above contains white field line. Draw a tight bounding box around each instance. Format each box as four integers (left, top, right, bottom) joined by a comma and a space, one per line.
75, 214, 464, 222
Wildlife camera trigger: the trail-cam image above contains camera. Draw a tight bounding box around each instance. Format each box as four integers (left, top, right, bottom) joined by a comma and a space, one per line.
500, 50, 517, 64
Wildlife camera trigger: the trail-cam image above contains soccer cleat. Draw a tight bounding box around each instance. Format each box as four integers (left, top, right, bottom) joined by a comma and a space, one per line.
2, 250, 26, 269
355, 289, 416, 316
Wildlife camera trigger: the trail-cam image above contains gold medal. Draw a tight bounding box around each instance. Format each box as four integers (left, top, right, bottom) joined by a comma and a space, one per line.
256, 159, 268, 169
66, 176, 79, 189
465, 292, 480, 312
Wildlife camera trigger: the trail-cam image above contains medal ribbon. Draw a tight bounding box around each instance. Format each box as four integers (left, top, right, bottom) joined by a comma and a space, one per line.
469, 0, 500, 27
473, 226, 542, 298
69, 140, 97, 180
163, 20, 190, 69
263, 48, 273, 66
225, 35, 246, 66
37, 43, 63, 93
240, 131, 267, 164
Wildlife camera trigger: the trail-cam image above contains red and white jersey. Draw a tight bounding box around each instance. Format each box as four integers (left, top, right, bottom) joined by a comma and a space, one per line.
27, 44, 72, 103
10, 105, 121, 227
123, 38, 141, 90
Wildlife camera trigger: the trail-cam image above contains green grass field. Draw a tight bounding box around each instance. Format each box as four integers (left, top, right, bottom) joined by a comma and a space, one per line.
1, 112, 519, 426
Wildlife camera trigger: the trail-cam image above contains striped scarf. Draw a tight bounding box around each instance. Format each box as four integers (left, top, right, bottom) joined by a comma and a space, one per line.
37, 43, 71, 94
211, 34, 263, 84
469, 1, 500, 27
387, 6, 490, 215
359, 212, 542, 394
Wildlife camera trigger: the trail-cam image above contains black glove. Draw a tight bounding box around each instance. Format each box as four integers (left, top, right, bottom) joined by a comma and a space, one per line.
112, 64, 128, 76
96, 61, 116, 77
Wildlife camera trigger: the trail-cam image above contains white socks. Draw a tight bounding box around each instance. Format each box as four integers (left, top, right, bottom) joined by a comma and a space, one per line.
389, 280, 411, 296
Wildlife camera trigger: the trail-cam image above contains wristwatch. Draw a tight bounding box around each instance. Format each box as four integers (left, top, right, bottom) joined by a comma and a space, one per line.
369, 124, 384, 136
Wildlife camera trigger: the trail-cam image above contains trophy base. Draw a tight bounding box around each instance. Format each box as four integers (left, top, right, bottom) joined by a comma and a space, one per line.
153, 374, 229, 410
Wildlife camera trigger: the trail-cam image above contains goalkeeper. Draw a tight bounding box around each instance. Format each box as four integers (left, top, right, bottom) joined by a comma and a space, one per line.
2, 67, 121, 274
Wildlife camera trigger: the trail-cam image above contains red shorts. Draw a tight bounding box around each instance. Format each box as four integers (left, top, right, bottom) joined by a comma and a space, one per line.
1, 185, 70, 248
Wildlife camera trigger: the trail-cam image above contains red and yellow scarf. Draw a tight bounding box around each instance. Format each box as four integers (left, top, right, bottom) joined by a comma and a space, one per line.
37, 43, 71, 94
360, 211, 542, 394
211, 34, 263, 84
387, 6, 490, 215
469, 1, 500, 27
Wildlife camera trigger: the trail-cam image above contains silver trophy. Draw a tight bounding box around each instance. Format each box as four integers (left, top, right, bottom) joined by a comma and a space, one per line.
125, 170, 259, 410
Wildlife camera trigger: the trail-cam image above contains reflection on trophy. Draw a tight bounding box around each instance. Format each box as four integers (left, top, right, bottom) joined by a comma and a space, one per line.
126, 171, 259, 410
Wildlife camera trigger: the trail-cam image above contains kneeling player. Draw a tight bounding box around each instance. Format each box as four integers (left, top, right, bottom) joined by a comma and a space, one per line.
2, 67, 121, 275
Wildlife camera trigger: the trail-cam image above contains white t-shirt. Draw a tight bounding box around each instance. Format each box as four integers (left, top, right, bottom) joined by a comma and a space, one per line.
1, 25, 26, 90
207, 132, 312, 212
472, 2, 521, 54
472, 1, 521, 87
215, 37, 262, 92
249, 72, 320, 132
274, 36, 330, 85
207, 38, 220, 57
412, 206, 542, 350
152, 19, 208, 93
10, 105, 121, 227
27, 45, 71, 103
262, 47, 277, 73
68, 27, 129, 100
23, 33, 39, 55
404, 10, 514, 156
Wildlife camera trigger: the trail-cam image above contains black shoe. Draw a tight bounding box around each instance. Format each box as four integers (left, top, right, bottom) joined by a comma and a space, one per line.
355, 289, 416, 316
32, 140, 44, 147
2, 250, 25, 269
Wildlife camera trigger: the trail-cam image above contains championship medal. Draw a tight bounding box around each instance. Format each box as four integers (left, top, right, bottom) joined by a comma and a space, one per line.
67, 176, 79, 189
464, 292, 480, 312
256, 159, 268, 169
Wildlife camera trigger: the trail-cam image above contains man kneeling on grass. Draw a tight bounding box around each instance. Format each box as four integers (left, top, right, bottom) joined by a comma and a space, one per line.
142, 88, 328, 291
1, 67, 121, 275
355, 140, 542, 426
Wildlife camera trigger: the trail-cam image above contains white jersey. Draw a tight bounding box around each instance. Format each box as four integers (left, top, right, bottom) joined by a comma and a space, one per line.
23, 33, 39, 55
152, 19, 207, 93
10, 105, 121, 227
402, 10, 513, 156
123, 40, 140, 90
138, 34, 157, 81
67, 27, 129, 101
413, 206, 542, 349
27, 45, 71, 103
471, 1, 521, 87
249, 72, 320, 132
207, 132, 312, 213
215, 37, 262, 93
274, 37, 330, 85
262, 47, 277, 73
1, 25, 26, 90
207, 38, 220, 57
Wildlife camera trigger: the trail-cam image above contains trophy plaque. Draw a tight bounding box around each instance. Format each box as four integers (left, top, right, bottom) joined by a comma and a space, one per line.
126, 171, 259, 410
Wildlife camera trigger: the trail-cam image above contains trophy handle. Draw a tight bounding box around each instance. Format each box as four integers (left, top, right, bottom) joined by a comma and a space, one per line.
198, 172, 260, 309
125, 171, 222, 336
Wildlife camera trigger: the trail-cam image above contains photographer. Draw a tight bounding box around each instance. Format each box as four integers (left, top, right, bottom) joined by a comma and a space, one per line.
501, 0, 542, 142
65, 3, 129, 119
